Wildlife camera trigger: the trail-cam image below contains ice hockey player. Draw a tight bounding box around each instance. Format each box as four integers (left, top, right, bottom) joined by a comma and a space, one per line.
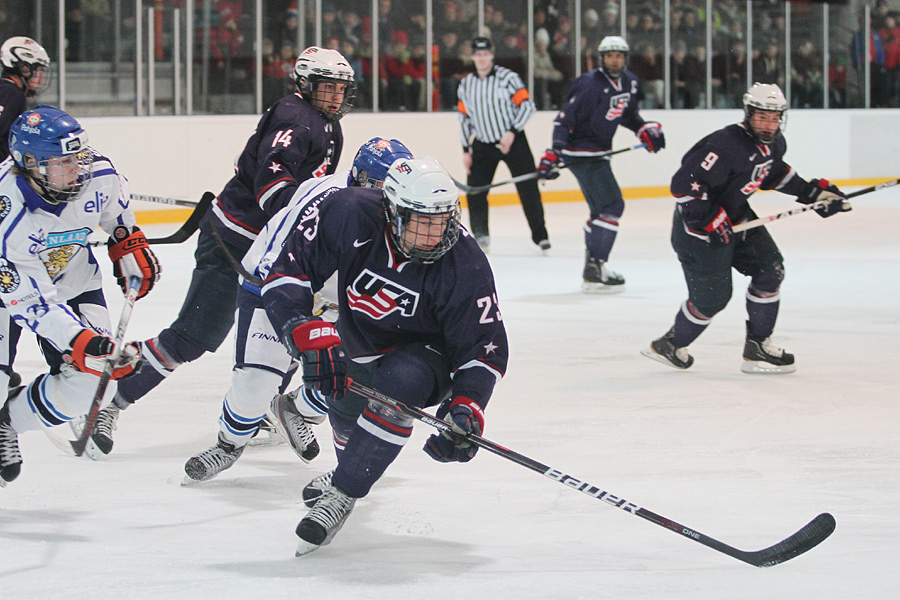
256, 156, 508, 556
88, 46, 356, 457
0, 106, 160, 484
182, 137, 414, 483
537, 35, 665, 293
641, 83, 851, 373
1, 36, 52, 390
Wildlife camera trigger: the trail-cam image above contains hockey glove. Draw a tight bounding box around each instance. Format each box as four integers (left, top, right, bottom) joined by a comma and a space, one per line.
537, 149, 561, 180
107, 225, 161, 299
638, 122, 665, 153
797, 178, 852, 218
282, 316, 348, 399
65, 330, 142, 379
423, 397, 484, 463
703, 206, 733, 247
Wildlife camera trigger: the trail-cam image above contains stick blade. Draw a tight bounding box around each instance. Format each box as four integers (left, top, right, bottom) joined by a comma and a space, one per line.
69, 436, 88, 457
744, 512, 836, 567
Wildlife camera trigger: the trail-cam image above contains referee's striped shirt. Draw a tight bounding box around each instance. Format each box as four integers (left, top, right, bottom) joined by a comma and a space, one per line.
457, 66, 536, 149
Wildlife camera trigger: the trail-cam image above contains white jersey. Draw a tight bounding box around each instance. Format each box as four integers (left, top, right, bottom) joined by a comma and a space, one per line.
0, 153, 136, 352
241, 169, 350, 286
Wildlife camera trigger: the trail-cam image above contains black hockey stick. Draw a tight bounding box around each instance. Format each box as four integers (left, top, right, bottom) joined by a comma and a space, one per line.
348, 381, 836, 567
451, 143, 647, 195
734, 176, 900, 233
144, 191, 215, 244
69, 276, 142, 457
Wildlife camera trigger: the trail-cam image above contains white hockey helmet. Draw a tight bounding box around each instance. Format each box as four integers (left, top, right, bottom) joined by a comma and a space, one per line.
382, 157, 461, 264
291, 46, 356, 121
597, 35, 629, 55
1, 36, 52, 97
742, 83, 787, 144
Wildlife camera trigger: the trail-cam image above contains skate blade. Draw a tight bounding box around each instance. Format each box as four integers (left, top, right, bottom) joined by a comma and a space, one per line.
295, 539, 322, 557
640, 346, 691, 370
582, 281, 625, 294
247, 429, 286, 447
741, 359, 797, 374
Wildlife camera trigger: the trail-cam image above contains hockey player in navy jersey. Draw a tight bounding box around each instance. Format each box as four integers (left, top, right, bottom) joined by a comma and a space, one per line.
641, 83, 851, 374
255, 157, 508, 556
537, 35, 665, 293
181, 137, 414, 483
92, 47, 357, 457
1, 36, 52, 390
0, 106, 160, 484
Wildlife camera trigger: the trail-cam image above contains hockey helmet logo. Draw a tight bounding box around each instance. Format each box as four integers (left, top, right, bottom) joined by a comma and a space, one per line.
394, 161, 412, 175
375, 139, 390, 150
64, 137, 82, 153
26, 112, 41, 126
0, 259, 20, 293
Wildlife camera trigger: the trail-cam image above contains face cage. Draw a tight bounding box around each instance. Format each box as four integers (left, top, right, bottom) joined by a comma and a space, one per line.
30, 150, 95, 204
353, 169, 385, 189
12, 63, 53, 98
301, 76, 357, 122
744, 106, 786, 144
387, 203, 461, 264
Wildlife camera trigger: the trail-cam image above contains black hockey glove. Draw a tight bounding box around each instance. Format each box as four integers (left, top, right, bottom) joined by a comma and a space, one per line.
282, 316, 348, 399
703, 207, 733, 247
537, 149, 561, 180
638, 122, 665, 153
797, 178, 852, 218
424, 397, 484, 463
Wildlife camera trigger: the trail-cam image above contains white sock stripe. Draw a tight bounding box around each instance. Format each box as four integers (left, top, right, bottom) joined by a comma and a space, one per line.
590, 218, 619, 232
746, 289, 781, 304
357, 414, 411, 446
680, 301, 711, 325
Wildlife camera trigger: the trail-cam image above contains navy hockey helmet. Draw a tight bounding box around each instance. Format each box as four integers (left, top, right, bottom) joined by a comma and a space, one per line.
0, 36, 52, 97
350, 137, 413, 189
9, 105, 94, 204
382, 157, 461, 264
742, 83, 787, 144
291, 46, 357, 122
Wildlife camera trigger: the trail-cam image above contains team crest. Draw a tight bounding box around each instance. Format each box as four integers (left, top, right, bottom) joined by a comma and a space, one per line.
26, 112, 42, 126
347, 269, 420, 320
0, 260, 20, 293
42, 245, 78, 277
0, 196, 10, 221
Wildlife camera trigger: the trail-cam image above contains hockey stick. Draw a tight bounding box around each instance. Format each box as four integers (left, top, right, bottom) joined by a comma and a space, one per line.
348, 381, 836, 567
733, 177, 900, 233
87, 191, 215, 247
130, 193, 200, 208
69, 276, 142, 457
451, 143, 647, 195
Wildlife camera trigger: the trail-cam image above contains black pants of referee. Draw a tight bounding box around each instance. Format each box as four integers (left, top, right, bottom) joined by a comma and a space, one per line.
466, 130, 549, 245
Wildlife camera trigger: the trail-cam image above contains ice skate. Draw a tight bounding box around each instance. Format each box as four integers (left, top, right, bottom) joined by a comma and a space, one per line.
641, 328, 694, 369
302, 470, 334, 508
0, 403, 22, 487
267, 391, 323, 462
295, 483, 356, 556
248, 416, 286, 447
69, 404, 120, 460
538, 239, 551, 255
741, 328, 796, 374
582, 252, 625, 294
183, 433, 245, 483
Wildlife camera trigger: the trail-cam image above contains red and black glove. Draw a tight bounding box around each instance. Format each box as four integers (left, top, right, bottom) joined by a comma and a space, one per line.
66, 330, 142, 379
423, 397, 484, 463
107, 225, 161, 299
282, 316, 348, 399
537, 149, 561, 180
798, 178, 852, 218
703, 206, 733, 247
638, 122, 665, 153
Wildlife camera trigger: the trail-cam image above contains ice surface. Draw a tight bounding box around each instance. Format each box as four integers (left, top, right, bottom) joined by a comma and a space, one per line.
2, 189, 899, 599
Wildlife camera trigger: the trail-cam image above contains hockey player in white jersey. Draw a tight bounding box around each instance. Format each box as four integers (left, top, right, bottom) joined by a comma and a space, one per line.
182, 137, 412, 483
0, 106, 160, 485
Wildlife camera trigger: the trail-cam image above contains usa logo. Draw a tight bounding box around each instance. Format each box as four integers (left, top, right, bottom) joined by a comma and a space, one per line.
347, 269, 419, 320
605, 93, 629, 120
26, 113, 41, 126
395, 162, 412, 174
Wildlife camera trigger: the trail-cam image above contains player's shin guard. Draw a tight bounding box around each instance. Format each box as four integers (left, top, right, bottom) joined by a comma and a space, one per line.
330, 403, 413, 499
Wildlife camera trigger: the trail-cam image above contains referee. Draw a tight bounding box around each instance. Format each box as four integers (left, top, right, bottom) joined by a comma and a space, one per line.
457, 37, 550, 252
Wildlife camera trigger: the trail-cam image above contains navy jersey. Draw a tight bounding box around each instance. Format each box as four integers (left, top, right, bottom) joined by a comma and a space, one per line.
671, 123, 809, 236
0, 78, 27, 161
551, 68, 647, 157
260, 186, 508, 410
202, 92, 343, 251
